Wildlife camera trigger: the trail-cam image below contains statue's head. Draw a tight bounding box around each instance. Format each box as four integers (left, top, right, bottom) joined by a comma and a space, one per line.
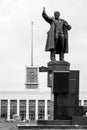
54, 11, 60, 19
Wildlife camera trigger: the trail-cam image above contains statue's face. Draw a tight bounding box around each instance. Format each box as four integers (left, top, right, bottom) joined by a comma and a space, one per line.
54, 11, 60, 19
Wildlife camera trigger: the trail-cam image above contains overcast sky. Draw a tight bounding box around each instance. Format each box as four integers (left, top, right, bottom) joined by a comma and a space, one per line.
0, 0, 87, 96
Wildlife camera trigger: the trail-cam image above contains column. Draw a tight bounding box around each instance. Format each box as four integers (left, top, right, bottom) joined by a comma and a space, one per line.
7, 100, 10, 121
50, 88, 54, 120
17, 100, 19, 116
82, 100, 84, 106
26, 100, 29, 120
45, 100, 48, 120
0, 100, 1, 119
28, 100, 30, 120
35, 100, 38, 120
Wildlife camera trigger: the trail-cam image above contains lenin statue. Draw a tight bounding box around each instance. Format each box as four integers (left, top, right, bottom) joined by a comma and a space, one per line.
42, 8, 71, 61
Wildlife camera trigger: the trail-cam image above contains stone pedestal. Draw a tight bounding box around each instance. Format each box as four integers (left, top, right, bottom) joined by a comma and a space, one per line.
47, 61, 83, 120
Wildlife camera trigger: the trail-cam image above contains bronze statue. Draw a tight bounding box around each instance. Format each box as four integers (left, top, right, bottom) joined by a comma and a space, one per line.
42, 7, 71, 61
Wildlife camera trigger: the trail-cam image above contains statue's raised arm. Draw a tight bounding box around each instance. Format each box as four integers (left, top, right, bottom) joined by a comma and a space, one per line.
42, 9, 71, 61
42, 7, 53, 24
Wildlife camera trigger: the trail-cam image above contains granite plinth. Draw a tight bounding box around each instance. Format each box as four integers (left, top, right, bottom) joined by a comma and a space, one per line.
47, 60, 82, 120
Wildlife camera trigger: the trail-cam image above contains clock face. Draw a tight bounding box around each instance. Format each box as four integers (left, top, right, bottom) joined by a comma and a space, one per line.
27, 69, 36, 78
30, 71, 34, 76
26, 68, 38, 82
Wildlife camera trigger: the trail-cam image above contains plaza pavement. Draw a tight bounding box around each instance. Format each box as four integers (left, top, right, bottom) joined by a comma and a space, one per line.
0, 122, 37, 130
0, 123, 17, 130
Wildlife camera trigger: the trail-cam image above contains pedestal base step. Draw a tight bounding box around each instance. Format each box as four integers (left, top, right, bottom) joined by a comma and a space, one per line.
17, 124, 87, 130
17, 117, 87, 130
37, 120, 71, 125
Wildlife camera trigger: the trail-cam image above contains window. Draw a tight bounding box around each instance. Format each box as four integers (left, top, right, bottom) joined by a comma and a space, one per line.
38, 100, 45, 120
19, 100, 26, 120
29, 100, 36, 121
10, 100, 17, 119
1, 100, 8, 120
47, 100, 51, 119
79, 100, 82, 106
84, 100, 87, 106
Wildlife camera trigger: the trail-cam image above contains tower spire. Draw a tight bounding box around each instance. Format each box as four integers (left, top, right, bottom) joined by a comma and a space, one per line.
31, 21, 33, 66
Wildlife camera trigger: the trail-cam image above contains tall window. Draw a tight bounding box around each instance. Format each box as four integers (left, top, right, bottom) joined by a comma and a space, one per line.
1, 100, 8, 120
84, 100, 87, 106
19, 100, 26, 120
47, 100, 51, 119
10, 100, 17, 119
79, 100, 82, 106
29, 100, 36, 121
38, 100, 45, 120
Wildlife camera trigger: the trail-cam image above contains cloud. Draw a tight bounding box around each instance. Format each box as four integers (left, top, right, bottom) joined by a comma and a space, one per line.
0, 0, 18, 16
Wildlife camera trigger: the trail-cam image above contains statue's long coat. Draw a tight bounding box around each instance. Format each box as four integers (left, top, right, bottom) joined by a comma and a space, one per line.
42, 11, 71, 54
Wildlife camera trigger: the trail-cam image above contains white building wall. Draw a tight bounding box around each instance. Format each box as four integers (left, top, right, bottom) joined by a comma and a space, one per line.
0, 91, 50, 100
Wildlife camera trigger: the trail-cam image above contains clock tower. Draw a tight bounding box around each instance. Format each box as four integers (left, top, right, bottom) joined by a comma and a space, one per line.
25, 22, 39, 90
25, 66, 39, 89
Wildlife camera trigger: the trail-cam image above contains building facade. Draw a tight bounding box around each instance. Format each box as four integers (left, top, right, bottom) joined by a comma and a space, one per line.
0, 90, 51, 121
